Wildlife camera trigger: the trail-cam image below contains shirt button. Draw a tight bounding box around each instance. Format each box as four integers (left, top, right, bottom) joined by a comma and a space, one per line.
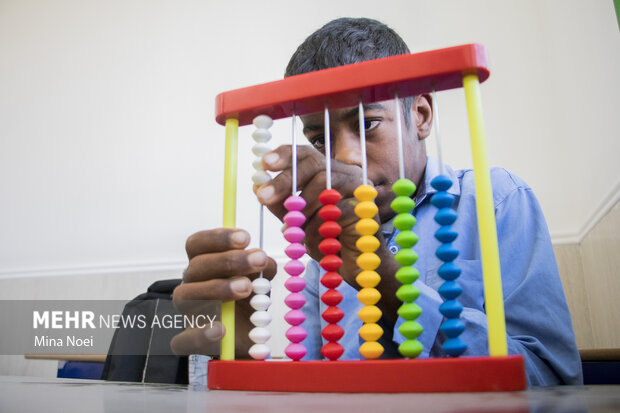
389, 245, 400, 254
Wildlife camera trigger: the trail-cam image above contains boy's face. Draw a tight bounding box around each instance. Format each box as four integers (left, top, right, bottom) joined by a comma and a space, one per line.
300, 96, 432, 222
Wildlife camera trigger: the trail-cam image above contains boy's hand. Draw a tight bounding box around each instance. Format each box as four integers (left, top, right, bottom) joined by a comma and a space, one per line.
257, 145, 403, 324
256, 145, 383, 288
171, 228, 276, 357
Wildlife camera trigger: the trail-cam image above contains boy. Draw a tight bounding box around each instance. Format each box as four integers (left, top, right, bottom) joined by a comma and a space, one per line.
173, 18, 582, 386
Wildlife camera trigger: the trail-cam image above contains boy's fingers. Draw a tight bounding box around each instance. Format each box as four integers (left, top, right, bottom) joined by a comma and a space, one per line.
170, 322, 225, 356
173, 277, 253, 303
186, 228, 250, 260
183, 249, 272, 283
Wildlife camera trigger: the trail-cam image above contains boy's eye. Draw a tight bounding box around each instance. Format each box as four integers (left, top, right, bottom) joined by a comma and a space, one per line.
358, 118, 380, 132
311, 135, 325, 150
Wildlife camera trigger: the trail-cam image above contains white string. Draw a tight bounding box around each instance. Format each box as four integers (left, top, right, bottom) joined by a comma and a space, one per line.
358, 101, 368, 186
291, 112, 297, 194
394, 91, 405, 181
324, 104, 332, 190
431, 89, 445, 176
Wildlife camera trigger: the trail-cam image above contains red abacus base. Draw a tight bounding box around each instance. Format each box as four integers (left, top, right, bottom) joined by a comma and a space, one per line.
207, 355, 526, 393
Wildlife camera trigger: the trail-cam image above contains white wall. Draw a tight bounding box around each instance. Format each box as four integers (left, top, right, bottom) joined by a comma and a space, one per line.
0, 0, 618, 374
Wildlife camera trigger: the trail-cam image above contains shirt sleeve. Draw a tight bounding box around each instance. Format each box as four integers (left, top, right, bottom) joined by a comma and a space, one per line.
453, 181, 581, 385
491, 183, 582, 385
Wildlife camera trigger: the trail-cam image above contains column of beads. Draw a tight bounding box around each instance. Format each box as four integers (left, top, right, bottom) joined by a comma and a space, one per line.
354, 185, 384, 360
431, 176, 466, 356
391, 179, 423, 358
282, 114, 307, 361
248, 115, 274, 361
318, 105, 345, 361
390, 93, 423, 358
355, 101, 383, 360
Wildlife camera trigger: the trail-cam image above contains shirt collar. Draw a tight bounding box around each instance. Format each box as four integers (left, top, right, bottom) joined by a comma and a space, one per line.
414, 156, 461, 205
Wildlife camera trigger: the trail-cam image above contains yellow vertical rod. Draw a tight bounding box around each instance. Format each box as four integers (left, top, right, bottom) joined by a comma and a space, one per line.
462, 74, 508, 357
221, 118, 239, 360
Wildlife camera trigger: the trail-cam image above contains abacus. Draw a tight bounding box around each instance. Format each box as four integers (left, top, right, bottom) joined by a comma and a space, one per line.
208, 44, 526, 393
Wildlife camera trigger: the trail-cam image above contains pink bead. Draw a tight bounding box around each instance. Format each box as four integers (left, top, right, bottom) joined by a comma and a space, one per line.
283, 210, 306, 227
283, 226, 305, 243
284, 276, 306, 293
284, 309, 305, 326
285, 325, 307, 343
285, 242, 306, 259
285, 292, 306, 309
284, 195, 306, 211
284, 260, 305, 276
285, 343, 307, 361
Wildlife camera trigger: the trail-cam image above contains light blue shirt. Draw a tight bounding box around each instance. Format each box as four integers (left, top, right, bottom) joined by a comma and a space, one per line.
300, 157, 583, 386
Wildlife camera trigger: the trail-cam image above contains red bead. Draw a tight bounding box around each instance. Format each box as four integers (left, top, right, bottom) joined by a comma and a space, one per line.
321, 306, 344, 323
320, 271, 343, 289
321, 289, 343, 306
319, 189, 342, 205
320, 255, 343, 272
319, 238, 341, 255
319, 221, 341, 238
321, 323, 344, 342
321, 342, 344, 361
319, 204, 341, 221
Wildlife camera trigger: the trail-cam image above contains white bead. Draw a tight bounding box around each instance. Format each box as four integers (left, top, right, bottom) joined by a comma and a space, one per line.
252, 158, 264, 171
252, 277, 271, 294
253, 115, 273, 129
252, 143, 271, 157
252, 128, 272, 143
249, 343, 270, 360
250, 293, 271, 311
249, 326, 271, 344
252, 171, 271, 185
250, 310, 271, 327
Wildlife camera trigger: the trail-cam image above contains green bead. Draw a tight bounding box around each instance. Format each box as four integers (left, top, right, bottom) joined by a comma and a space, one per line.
399, 339, 423, 358
396, 284, 420, 302
395, 248, 417, 266
399, 320, 423, 340
394, 213, 416, 231
395, 266, 420, 284
392, 179, 416, 197
397, 303, 422, 320
395, 230, 418, 248
391, 196, 415, 214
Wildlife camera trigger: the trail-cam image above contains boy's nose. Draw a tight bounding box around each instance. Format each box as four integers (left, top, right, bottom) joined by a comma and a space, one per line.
333, 131, 362, 167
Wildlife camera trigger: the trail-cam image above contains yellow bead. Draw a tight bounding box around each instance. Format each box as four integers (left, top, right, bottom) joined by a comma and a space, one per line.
357, 287, 381, 305
358, 305, 382, 323
356, 235, 379, 253
356, 270, 380, 288
354, 184, 377, 202
359, 323, 383, 341
355, 218, 379, 236
360, 341, 384, 359
357, 252, 380, 270
354, 201, 378, 219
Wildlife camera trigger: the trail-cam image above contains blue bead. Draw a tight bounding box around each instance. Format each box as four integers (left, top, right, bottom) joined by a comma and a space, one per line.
436, 243, 459, 262
439, 300, 463, 318
430, 192, 454, 208
443, 338, 467, 356
434, 208, 457, 225
438, 280, 462, 299
435, 226, 458, 243
438, 262, 461, 280
440, 318, 465, 338
431, 175, 452, 191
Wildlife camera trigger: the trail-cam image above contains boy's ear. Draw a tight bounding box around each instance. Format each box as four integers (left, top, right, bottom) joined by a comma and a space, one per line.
413, 94, 433, 140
